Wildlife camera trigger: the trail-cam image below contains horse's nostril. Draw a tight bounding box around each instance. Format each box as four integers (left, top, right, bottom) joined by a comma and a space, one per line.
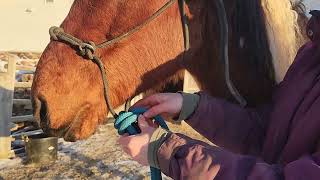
39, 98, 49, 130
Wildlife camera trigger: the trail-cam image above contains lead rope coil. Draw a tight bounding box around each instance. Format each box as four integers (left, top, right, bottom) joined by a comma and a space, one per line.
114, 107, 169, 180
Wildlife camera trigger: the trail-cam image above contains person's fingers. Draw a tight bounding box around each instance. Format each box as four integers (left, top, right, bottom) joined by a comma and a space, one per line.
131, 95, 160, 108
145, 118, 155, 127
138, 116, 150, 131
143, 103, 168, 119
118, 136, 130, 154
146, 119, 159, 128
118, 136, 129, 145
138, 115, 146, 121
121, 133, 129, 137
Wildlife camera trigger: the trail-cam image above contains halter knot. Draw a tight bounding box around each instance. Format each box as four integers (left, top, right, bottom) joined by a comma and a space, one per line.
78, 41, 96, 60
49, 26, 64, 41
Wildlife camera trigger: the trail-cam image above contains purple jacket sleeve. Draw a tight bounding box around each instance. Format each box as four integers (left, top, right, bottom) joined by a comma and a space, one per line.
157, 132, 320, 180
185, 92, 271, 155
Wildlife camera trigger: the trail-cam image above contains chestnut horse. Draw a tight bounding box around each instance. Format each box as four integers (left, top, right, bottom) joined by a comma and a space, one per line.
31, 0, 306, 141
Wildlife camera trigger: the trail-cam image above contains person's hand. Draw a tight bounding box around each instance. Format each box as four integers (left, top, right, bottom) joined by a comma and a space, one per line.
132, 93, 183, 119
118, 115, 157, 166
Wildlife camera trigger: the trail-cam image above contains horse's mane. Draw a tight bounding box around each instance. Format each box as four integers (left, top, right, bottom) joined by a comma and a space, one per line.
229, 0, 307, 83
292, 0, 309, 44
152, 0, 307, 102
261, 0, 306, 82
292, 0, 308, 21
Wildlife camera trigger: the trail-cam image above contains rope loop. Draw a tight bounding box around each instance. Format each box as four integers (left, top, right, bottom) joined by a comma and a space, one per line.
114, 107, 169, 136
78, 41, 96, 60
114, 111, 139, 135
49, 26, 64, 41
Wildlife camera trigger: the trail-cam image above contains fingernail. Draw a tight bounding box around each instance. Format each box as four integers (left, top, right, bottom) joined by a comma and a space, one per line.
143, 112, 149, 118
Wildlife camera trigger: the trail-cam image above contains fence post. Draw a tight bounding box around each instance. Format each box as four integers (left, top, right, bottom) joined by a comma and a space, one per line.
0, 56, 16, 159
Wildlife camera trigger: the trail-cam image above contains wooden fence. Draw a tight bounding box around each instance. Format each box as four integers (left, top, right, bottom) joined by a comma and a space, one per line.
0, 56, 37, 159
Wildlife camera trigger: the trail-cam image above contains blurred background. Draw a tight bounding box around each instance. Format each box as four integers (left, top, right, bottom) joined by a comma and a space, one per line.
0, 0, 318, 52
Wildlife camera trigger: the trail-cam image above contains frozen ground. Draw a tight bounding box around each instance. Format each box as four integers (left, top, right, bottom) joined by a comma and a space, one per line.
0, 122, 207, 180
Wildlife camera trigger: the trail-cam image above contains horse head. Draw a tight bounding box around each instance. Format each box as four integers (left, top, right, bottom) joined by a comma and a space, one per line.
32, 0, 187, 141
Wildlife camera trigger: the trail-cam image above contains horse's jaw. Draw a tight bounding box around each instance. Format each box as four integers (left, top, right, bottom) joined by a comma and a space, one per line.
61, 104, 99, 142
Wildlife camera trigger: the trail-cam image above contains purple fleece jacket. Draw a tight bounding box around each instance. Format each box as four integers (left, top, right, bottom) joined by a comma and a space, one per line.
155, 12, 320, 180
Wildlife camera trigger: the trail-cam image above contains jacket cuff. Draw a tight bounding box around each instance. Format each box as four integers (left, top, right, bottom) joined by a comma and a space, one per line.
157, 133, 189, 175
148, 127, 172, 169
175, 92, 200, 122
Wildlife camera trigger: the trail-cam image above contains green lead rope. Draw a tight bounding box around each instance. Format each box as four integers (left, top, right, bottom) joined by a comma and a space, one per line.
114, 107, 169, 180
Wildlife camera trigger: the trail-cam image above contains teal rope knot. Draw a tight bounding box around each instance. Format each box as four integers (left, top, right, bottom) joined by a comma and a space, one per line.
114, 107, 169, 180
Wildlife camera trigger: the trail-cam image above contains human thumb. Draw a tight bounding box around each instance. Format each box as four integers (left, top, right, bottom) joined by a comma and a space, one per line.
137, 115, 149, 130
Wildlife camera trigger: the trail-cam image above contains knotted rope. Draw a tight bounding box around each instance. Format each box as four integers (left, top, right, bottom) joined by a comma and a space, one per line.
114, 107, 169, 180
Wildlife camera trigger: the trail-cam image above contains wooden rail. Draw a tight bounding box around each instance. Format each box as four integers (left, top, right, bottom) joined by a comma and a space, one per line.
13, 99, 32, 106
11, 115, 35, 123
12, 130, 43, 138
14, 82, 32, 88
16, 65, 36, 71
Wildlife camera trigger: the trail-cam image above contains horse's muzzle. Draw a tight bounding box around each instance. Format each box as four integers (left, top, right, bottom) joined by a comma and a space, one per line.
33, 97, 66, 138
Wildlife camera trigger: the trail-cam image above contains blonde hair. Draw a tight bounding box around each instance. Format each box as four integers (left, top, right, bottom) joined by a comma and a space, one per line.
261, 0, 303, 82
